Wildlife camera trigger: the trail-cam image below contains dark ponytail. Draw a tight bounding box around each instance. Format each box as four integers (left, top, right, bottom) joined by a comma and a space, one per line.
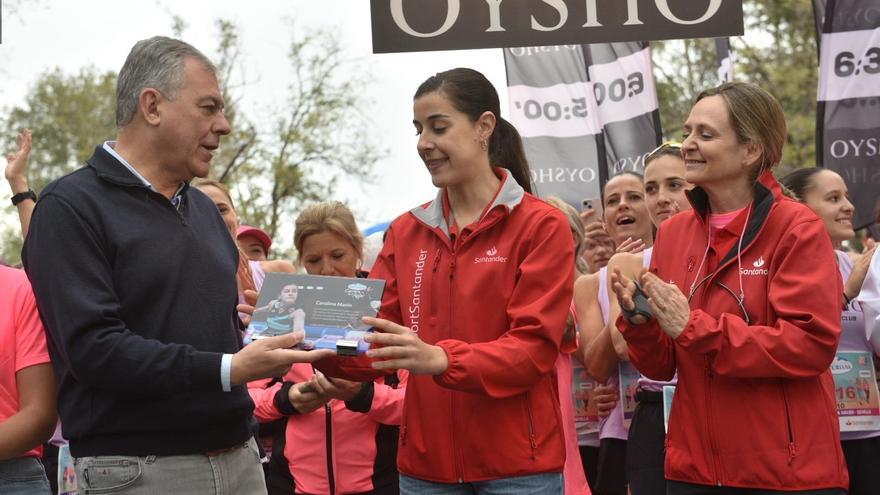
489, 117, 532, 194
779, 167, 823, 202
415, 68, 533, 194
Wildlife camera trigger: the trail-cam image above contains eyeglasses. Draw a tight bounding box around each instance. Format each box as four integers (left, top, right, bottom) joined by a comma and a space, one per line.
687, 274, 752, 325
646, 141, 682, 160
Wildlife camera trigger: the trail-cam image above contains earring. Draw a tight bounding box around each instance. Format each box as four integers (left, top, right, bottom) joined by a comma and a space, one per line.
479, 138, 488, 151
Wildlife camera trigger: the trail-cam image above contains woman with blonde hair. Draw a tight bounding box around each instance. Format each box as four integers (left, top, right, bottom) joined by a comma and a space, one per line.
248, 201, 405, 495
613, 82, 847, 494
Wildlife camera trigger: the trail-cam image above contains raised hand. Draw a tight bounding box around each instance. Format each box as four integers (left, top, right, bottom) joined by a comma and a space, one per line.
5, 128, 32, 192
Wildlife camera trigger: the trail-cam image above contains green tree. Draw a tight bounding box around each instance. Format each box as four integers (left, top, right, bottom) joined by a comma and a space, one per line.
1, 67, 116, 264
3, 67, 117, 193
1, 18, 381, 264
203, 20, 382, 247
653, 0, 818, 174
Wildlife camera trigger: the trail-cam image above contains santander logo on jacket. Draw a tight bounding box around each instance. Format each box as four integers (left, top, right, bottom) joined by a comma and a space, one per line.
474, 246, 508, 264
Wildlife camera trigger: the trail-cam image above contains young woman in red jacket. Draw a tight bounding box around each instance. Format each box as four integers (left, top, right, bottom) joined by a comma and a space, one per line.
612, 82, 848, 494
317, 68, 575, 494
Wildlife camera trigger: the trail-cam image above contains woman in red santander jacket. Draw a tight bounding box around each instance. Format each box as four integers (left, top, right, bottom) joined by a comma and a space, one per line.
611, 82, 848, 494
316, 68, 574, 494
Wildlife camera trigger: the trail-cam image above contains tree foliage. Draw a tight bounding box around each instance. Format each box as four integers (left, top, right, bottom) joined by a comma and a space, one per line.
1, 17, 380, 264
208, 21, 381, 245
2, 67, 117, 193
653, 0, 819, 175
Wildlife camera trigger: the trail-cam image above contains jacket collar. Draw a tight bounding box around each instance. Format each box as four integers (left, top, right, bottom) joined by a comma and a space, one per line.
685, 170, 780, 267
409, 167, 525, 237
86, 145, 191, 199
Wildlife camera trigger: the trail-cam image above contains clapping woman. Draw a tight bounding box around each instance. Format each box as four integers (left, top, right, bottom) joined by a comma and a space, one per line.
613, 82, 848, 494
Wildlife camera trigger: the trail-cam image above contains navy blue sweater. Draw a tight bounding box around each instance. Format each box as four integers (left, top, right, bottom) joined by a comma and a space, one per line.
23, 146, 253, 456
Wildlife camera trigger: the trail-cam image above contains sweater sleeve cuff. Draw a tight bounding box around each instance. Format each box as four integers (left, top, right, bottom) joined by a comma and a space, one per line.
190, 352, 225, 391
274, 382, 302, 416
344, 382, 374, 413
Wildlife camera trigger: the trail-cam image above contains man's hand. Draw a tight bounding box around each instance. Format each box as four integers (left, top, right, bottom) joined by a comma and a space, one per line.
364, 317, 448, 375
230, 331, 334, 385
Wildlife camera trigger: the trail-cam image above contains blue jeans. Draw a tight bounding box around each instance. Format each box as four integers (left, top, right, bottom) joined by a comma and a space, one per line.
0, 456, 52, 495
400, 473, 564, 495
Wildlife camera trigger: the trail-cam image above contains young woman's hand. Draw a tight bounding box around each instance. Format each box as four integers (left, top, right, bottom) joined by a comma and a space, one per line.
615, 236, 646, 254
5, 128, 32, 192
289, 381, 330, 414
592, 383, 619, 418
846, 246, 877, 303
311, 371, 364, 402
363, 317, 448, 375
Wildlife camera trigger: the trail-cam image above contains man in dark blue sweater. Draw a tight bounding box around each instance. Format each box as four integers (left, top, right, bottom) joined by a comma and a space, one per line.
22, 37, 331, 494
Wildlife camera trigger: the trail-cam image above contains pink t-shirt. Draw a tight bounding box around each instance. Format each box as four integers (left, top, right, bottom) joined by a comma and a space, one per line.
1, 265, 51, 458
708, 206, 747, 232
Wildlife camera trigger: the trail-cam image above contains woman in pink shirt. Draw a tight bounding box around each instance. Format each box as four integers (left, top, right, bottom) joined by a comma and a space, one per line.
0, 265, 58, 494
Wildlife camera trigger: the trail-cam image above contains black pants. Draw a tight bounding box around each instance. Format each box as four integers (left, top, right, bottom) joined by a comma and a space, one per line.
626, 391, 666, 495
595, 438, 627, 495
842, 435, 880, 495
579, 445, 599, 492
667, 481, 846, 495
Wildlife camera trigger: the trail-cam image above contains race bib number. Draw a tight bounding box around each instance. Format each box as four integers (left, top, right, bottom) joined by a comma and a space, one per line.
572, 361, 600, 438
619, 361, 640, 428
832, 351, 880, 432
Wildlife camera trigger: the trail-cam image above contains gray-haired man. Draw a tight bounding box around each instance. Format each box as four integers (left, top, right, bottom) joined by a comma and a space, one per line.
23, 37, 331, 494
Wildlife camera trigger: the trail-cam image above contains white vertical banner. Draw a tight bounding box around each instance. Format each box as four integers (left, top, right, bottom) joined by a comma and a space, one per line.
584, 42, 663, 174
504, 45, 605, 208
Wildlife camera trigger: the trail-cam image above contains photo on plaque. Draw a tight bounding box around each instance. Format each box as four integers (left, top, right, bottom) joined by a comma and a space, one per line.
246, 273, 384, 356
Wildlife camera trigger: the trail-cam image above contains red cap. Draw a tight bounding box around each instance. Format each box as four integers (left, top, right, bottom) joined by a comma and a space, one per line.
236, 225, 272, 255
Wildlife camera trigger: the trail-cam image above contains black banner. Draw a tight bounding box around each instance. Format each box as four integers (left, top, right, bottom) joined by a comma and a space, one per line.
371, 0, 744, 53
815, 0, 880, 230
715, 38, 734, 82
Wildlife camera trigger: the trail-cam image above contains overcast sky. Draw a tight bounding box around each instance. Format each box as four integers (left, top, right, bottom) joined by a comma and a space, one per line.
0, 0, 510, 235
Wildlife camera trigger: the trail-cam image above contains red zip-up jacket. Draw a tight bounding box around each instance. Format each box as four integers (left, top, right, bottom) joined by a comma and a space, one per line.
317, 169, 574, 483
618, 172, 848, 490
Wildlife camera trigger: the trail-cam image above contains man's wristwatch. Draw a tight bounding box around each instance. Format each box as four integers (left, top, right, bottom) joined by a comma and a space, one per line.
11, 189, 36, 206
